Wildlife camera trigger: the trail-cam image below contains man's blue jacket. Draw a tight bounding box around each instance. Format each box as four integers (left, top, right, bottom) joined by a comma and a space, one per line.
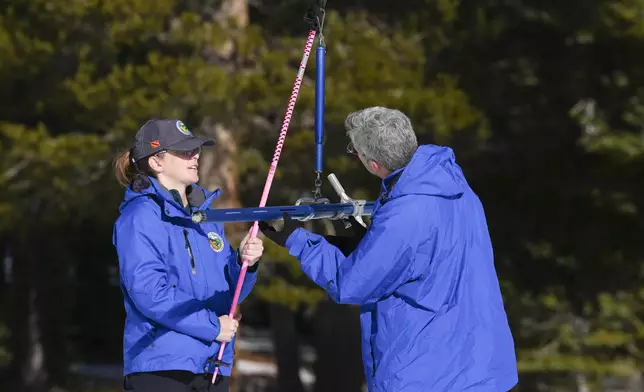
113, 177, 257, 377
285, 145, 518, 391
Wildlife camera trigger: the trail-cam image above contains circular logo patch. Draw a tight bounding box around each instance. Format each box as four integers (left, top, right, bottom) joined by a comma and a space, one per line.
208, 232, 224, 252
176, 120, 192, 136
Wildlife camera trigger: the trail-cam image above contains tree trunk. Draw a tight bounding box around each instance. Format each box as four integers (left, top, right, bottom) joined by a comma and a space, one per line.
39, 233, 70, 387
268, 303, 306, 392
7, 223, 70, 392
198, 0, 248, 235
575, 373, 590, 392
312, 300, 364, 392
217, 0, 248, 28
198, 120, 242, 212
8, 234, 48, 392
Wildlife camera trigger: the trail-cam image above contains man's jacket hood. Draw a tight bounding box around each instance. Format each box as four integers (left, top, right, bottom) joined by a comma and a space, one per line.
384, 144, 466, 200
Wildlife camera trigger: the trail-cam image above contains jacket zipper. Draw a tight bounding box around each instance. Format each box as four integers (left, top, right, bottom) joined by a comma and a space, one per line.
370, 338, 376, 379
183, 229, 196, 275
369, 307, 377, 379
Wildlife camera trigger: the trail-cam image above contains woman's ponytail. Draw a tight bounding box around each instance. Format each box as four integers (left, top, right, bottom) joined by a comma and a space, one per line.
113, 150, 138, 187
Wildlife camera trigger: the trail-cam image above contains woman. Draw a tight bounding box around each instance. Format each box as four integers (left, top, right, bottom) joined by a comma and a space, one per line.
112, 119, 263, 392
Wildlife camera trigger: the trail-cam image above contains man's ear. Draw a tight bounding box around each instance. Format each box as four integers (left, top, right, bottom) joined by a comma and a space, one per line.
368, 159, 380, 173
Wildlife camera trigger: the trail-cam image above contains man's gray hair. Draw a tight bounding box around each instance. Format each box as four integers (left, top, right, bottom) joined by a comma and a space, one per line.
345, 106, 418, 171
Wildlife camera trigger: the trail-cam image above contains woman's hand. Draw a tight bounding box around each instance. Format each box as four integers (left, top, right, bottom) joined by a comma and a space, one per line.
239, 233, 264, 267
215, 314, 241, 342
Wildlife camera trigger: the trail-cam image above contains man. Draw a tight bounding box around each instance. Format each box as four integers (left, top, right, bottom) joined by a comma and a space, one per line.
259, 107, 518, 391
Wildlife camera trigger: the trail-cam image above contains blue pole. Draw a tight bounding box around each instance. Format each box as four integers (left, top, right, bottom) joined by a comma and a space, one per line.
192, 201, 375, 224
314, 45, 325, 174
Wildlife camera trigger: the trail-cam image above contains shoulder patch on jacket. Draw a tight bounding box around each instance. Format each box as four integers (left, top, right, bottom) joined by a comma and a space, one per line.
207, 232, 224, 252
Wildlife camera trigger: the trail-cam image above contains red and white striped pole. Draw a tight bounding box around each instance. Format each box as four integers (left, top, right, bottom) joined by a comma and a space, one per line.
211, 28, 319, 384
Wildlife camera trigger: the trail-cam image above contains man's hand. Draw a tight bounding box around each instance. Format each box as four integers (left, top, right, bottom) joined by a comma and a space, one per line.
324, 216, 369, 256
239, 233, 263, 267
258, 213, 302, 247
342, 215, 368, 238
215, 313, 241, 342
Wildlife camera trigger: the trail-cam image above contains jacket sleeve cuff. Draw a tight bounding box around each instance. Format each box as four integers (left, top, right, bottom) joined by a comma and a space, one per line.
208, 311, 221, 342
236, 249, 260, 273
285, 228, 309, 257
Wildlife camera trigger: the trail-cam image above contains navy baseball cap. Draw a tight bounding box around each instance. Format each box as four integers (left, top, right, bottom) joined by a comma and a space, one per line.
130, 119, 215, 161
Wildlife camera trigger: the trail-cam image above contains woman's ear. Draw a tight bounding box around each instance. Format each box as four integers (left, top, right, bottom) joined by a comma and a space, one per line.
147, 155, 163, 174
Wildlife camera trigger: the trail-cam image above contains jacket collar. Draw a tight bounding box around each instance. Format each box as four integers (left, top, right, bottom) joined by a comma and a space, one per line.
144, 177, 221, 218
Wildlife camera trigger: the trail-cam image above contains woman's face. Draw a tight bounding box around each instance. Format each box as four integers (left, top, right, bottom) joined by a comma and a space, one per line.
151, 147, 201, 188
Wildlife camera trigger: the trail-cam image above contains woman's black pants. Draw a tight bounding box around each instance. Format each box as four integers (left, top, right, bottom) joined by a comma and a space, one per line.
123, 370, 229, 392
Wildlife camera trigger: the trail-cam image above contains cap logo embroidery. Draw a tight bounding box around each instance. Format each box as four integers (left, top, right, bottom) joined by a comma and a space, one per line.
207, 232, 224, 252
150, 140, 160, 148
176, 121, 192, 136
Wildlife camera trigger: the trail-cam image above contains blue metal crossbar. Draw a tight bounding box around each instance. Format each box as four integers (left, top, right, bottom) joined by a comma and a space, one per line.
191, 201, 375, 224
